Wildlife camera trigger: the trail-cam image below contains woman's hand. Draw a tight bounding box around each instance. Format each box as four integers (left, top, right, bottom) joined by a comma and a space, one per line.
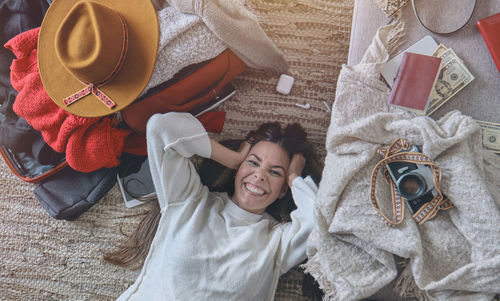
210, 139, 251, 170
287, 153, 305, 186
234, 141, 251, 168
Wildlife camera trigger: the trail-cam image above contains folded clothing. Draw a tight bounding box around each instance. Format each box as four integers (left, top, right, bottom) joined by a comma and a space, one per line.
141, 5, 227, 96
5, 27, 136, 172
0, 0, 60, 177
5, 27, 228, 173
166, 0, 287, 73
122, 49, 246, 135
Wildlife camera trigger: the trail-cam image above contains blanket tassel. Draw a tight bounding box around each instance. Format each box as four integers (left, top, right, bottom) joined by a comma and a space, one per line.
394, 259, 431, 301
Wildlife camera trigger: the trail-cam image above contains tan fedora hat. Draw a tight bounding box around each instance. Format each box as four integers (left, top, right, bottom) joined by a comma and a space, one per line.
38, 0, 159, 117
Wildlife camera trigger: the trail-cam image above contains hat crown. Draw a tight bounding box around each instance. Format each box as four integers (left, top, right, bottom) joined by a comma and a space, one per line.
38, 0, 158, 117
55, 1, 126, 84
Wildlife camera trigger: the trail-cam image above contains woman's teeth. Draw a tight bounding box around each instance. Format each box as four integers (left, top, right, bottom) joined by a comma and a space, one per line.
245, 183, 265, 195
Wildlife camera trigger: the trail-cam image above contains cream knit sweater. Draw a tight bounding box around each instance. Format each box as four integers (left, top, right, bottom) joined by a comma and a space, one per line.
143, 0, 288, 96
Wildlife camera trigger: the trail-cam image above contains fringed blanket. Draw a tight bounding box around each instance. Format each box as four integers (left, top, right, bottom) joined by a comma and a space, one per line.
305, 19, 500, 301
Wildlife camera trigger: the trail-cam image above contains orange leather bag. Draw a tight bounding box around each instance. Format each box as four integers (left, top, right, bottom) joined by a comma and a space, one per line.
121, 49, 247, 135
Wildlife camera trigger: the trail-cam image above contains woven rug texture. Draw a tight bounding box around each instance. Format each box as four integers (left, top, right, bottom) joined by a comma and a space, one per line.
0, 0, 353, 299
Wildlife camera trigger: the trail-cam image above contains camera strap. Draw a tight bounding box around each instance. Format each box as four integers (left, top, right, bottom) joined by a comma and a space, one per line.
369, 138, 453, 226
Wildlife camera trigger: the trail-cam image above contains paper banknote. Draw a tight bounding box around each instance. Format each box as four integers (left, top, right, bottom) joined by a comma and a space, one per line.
476, 120, 500, 153
426, 48, 474, 115
431, 43, 448, 58
432, 45, 464, 64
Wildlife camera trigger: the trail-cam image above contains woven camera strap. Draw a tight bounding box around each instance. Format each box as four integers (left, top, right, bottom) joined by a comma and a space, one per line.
369, 138, 453, 226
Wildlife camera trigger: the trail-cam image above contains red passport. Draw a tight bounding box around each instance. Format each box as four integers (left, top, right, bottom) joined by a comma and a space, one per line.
388, 52, 442, 114
477, 12, 500, 73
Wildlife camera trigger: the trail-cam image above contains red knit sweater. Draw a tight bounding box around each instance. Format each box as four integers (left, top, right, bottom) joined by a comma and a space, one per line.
5, 28, 225, 173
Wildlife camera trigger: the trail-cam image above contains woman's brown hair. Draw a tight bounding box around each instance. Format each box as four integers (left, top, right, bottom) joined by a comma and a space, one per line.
199, 122, 322, 222
104, 122, 322, 267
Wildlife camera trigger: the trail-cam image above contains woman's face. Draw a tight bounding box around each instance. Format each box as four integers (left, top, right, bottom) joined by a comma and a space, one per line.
232, 141, 290, 214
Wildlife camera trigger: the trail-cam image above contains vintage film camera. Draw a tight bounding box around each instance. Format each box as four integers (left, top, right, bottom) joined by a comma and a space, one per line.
385, 145, 437, 214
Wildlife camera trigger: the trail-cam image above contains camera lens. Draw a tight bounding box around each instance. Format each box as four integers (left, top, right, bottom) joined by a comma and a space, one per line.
397, 173, 426, 200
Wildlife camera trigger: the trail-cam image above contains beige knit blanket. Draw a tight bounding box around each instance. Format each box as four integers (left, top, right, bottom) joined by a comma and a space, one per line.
304, 20, 500, 301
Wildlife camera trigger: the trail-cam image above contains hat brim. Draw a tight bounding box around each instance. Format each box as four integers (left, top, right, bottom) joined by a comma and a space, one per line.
38, 0, 159, 117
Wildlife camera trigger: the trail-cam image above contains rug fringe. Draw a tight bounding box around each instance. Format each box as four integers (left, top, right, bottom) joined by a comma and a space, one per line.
385, 11, 406, 57
372, 0, 410, 17
353, 10, 406, 76
302, 261, 338, 301
394, 258, 431, 301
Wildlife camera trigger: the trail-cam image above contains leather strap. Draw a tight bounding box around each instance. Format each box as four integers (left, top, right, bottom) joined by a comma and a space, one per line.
411, 0, 477, 35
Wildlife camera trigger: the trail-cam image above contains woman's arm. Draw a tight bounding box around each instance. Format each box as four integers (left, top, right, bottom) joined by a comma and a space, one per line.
286, 153, 306, 185
209, 139, 251, 170
278, 175, 318, 274
146, 112, 212, 209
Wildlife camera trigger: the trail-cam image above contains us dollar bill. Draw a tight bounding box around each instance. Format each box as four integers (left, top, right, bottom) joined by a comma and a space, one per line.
441, 48, 465, 65
476, 120, 500, 153
433, 46, 464, 64
426, 49, 474, 115
431, 44, 448, 58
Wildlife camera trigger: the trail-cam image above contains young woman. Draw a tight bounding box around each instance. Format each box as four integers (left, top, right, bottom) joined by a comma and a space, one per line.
107, 112, 321, 300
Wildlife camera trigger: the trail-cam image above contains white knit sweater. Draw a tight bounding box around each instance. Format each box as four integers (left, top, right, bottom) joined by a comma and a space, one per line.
118, 112, 318, 301
142, 5, 227, 95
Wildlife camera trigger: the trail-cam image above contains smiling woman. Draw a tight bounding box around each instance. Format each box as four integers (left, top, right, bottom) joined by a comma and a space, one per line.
104, 112, 322, 300
232, 141, 292, 215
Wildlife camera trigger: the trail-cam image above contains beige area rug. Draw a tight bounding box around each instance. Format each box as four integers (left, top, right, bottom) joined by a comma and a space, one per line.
0, 0, 353, 299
